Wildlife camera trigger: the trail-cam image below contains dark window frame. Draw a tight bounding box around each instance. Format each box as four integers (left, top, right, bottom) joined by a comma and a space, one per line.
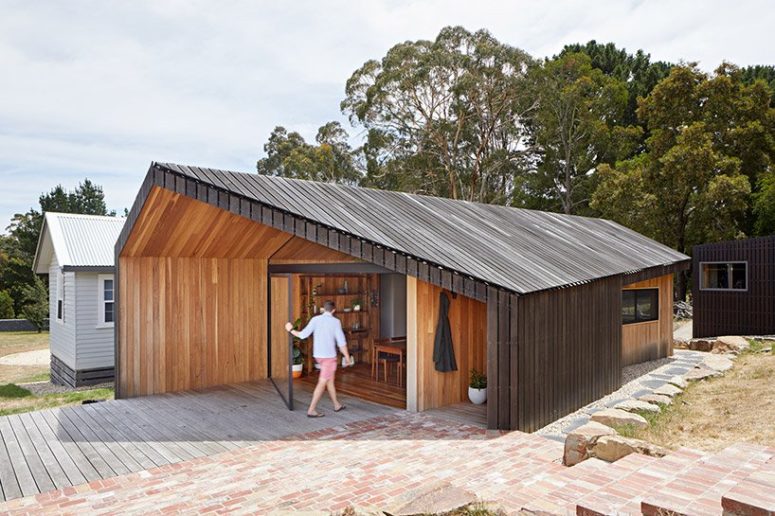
699, 261, 748, 292
622, 288, 659, 325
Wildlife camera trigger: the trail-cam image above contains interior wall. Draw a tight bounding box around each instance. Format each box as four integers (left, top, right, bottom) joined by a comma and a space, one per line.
118, 256, 267, 397
622, 274, 674, 366
407, 276, 487, 411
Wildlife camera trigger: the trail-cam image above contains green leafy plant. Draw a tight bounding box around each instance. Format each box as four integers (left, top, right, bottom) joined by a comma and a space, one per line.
469, 369, 487, 389
291, 318, 305, 365
351, 298, 362, 309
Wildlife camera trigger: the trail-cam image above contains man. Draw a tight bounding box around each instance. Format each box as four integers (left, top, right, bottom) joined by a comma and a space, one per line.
285, 300, 351, 417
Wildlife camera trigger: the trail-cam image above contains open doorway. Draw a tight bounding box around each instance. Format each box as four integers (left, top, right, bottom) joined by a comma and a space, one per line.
268, 263, 408, 410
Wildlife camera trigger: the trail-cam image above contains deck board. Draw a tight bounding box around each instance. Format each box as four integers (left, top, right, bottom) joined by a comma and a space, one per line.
0, 379, 400, 502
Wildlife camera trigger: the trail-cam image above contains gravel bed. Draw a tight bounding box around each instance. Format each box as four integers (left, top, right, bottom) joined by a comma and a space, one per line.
19, 381, 114, 396
536, 351, 707, 437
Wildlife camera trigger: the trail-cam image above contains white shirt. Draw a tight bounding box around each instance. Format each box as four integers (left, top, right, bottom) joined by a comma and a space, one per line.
297, 312, 347, 358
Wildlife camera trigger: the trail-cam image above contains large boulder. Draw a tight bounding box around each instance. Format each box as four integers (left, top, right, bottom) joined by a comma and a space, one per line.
653, 383, 683, 398
683, 366, 721, 382
713, 335, 750, 354
591, 435, 669, 463
639, 393, 673, 406
614, 399, 660, 414
687, 339, 715, 352
590, 409, 648, 430
563, 421, 617, 466
703, 354, 734, 373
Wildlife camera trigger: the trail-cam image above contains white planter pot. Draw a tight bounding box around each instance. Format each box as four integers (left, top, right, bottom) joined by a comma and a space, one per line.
468, 387, 487, 405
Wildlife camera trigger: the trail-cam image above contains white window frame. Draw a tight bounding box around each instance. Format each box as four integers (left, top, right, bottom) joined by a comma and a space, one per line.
56, 269, 65, 324
97, 274, 115, 328
699, 261, 748, 292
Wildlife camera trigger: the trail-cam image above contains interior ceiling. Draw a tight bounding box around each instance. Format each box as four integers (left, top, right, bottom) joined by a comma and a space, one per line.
122, 186, 362, 263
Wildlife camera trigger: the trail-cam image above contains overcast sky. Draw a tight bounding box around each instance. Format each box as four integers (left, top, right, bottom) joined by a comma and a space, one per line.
1, 0, 773, 229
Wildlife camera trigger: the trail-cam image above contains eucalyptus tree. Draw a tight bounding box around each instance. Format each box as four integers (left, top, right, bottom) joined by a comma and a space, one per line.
341, 26, 536, 204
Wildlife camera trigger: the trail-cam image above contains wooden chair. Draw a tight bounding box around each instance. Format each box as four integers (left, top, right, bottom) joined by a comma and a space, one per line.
372, 337, 406, 387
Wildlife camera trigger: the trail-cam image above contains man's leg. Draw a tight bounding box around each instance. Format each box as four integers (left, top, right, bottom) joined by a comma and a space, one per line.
308, 375, 327, 415
326, 379, 342, 410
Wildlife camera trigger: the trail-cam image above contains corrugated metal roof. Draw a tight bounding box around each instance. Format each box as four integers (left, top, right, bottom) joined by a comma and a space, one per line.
41, 212, 125, 269
158, 163, 689, 294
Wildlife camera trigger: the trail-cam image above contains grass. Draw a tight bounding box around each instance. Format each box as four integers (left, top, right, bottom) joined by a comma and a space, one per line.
631, 341, 775, 452
0, 383, 33, 398
0, 387, 114, 417
0, 330, 50, 385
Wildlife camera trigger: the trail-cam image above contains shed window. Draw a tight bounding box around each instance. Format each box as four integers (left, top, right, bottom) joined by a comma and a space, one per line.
701, 262, 747, 291
622, 289, 659, 324
98, 275, 115, 327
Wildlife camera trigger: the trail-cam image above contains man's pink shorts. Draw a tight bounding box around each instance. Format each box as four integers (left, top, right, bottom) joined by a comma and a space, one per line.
316, 357, 338, 380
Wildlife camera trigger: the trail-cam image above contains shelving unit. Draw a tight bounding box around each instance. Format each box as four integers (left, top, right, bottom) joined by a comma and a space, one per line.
297, 274, 380, 373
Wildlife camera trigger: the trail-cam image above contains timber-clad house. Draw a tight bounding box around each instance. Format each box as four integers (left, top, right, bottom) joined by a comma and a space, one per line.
115, 162, 689, 431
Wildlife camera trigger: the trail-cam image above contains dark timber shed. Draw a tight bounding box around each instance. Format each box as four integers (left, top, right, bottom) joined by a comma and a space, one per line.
116, 163, 690, 431
693, 236, 775, 338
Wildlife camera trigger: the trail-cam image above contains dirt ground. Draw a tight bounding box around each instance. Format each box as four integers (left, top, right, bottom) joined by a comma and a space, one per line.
634, 344, 775, 452
0, 331, 49, 384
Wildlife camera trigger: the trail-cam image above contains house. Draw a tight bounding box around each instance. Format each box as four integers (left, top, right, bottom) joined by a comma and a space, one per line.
115, 163, 689, 431
692, 236, 775, 338
33, 212, 125, 387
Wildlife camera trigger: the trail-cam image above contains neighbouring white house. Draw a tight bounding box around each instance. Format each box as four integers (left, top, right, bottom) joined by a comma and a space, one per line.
33, 212, 125, 387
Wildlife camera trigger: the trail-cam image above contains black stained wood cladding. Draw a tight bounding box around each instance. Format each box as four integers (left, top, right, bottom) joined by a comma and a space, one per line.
693, 237, 775, 338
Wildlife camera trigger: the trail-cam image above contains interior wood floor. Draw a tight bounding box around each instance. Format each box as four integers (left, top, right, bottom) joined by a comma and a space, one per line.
425, 402, 487, 428
296, 362, 407, 409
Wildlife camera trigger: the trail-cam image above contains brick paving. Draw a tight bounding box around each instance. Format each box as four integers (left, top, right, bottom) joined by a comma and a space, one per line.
1, 412, 774, 515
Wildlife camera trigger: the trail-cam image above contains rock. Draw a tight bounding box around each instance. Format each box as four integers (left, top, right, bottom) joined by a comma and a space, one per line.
590, 408, 648, 430
614, 399, 661, 414
563, 422, 617, 466
591, 435, 669, 463
683, 367, 721, 381
714, 335, 750, 354
639, 394, 673, 406
703, 354, 734, 372
687, 339, 715, 352
382, 480, 478, 515
668, 376, 688, 389
653, 383, 683, 398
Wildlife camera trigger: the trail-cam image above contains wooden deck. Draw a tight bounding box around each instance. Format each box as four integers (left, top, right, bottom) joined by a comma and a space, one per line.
0, 380, 396, 502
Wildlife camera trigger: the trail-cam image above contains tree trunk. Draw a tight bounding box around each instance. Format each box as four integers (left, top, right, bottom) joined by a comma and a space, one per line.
676, 270, 688, 302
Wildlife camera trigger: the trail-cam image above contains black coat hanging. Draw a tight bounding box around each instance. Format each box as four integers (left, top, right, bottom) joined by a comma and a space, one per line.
432, 291, 457, 372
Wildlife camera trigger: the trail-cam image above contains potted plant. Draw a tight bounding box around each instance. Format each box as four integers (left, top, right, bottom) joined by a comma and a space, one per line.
468, 369, 487, 404
352, 298, 362, 312
291, 318, 305, 378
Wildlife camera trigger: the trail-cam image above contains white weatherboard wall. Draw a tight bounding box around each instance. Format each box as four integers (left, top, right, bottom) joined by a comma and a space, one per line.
49, 255, 76, 369
74, 272, 114, 370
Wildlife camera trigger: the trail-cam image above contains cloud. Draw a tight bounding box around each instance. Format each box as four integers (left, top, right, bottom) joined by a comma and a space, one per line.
1, 0, 773, 228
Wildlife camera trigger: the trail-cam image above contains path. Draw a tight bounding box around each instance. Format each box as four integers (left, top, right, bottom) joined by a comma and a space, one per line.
0, 349, 50, 367
0, 379, 395, 501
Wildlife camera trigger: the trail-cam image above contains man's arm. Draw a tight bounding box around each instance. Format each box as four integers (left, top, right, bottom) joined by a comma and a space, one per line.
286, 318, 315, 339
335, 321, 351, 365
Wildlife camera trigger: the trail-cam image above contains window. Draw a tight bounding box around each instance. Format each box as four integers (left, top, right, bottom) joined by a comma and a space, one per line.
56, 270, 64, 322
701, 262, 747, 291
98, 275, 115, 327
622, 288, 659, 324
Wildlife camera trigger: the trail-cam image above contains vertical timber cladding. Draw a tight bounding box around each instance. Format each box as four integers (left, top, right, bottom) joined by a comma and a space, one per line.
621, 274, 674, 366
118, 256, 267, 397
512, 276, 623, 432
693, 236, 775, 338
486, 288, 518, 430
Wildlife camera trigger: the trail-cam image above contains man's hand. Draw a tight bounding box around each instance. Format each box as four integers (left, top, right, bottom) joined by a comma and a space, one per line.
284, 322, 293, 332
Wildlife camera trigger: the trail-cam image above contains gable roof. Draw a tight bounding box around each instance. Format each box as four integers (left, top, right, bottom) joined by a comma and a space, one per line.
34, 212, 126, 273
145, 163, 688, 295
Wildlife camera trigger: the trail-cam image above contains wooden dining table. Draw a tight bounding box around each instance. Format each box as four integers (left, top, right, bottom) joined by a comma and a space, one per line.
371, 338, 407, 386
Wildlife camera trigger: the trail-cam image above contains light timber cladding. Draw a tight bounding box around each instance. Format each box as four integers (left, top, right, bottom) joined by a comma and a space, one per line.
118, 256, 267, 396
408, 278, 487, 412
621, 274, 674, 366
